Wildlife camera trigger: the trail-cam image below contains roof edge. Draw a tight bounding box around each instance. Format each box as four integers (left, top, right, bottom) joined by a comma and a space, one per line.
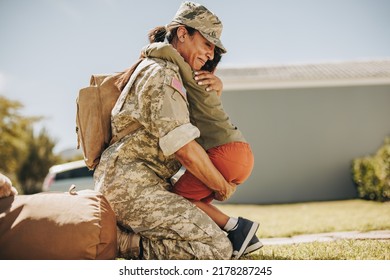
217, 59, 390, 90
223, 77, 390, 91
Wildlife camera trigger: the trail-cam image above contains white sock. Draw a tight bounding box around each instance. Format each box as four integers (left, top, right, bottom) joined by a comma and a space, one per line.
223, 217, 238, 232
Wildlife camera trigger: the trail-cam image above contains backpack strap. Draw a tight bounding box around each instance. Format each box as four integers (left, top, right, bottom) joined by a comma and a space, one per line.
112, 58, 155, 116
110, 58, 155, 145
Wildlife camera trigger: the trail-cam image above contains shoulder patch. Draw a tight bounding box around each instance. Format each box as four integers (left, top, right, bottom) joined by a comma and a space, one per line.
170, 77, 187, 100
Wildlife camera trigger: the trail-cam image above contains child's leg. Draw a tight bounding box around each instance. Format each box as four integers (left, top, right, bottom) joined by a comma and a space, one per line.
172, 142, 255, 229
191, 199, 262, 259
207, 142, 254, 186
190, 199, 229, 228
172, 169, 214, 202
174, 175, 238, 230
172, 142, 254, 201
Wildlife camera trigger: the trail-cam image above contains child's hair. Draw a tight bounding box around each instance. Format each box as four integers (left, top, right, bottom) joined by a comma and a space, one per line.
201, 47, 223, 73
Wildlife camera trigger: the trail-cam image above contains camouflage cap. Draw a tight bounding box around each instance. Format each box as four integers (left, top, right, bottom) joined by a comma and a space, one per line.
171, 1, 227, 53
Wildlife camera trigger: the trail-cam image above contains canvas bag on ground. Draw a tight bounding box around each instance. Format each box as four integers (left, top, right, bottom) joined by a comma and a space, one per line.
0, 190, 117, 260
76, 58, 148, 170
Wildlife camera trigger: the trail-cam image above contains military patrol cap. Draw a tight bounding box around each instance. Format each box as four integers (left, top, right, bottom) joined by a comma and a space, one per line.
171, 1, 227, 53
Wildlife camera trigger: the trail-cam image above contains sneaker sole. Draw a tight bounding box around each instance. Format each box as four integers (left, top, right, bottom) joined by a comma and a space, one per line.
244, 240, 263, 255
232, 221, 259, 259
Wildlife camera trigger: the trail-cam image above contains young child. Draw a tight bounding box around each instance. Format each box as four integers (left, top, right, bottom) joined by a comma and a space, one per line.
143, 41, 262, 259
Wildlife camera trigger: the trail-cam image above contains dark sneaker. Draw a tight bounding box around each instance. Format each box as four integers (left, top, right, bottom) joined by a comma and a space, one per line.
227, 217, 259, 259
243, 234, 263, 255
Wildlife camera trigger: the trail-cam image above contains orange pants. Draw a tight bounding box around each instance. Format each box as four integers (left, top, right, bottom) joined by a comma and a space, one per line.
172, 142, 254, 203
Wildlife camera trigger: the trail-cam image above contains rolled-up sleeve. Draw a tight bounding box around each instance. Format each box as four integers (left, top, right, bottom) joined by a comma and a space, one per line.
110, 59, 200, 159
154, 76, 201, 155
159, 123, 200, 156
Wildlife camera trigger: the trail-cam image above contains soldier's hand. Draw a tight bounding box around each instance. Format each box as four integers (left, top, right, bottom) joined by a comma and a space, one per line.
214, 182, 236, 201
194, 71, 223, 96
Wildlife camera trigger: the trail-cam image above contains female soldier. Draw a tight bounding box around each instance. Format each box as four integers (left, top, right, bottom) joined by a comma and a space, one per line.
94, 2, 237, 259
143, 35, 262, 259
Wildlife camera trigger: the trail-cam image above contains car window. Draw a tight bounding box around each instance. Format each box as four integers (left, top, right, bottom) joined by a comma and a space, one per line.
55, 167, 94, 180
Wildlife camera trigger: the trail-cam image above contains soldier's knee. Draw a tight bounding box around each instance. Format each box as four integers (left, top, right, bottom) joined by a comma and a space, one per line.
211, 232, 233, 260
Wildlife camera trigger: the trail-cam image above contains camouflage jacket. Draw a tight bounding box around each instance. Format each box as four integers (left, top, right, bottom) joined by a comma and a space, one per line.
95, 57, 200, 184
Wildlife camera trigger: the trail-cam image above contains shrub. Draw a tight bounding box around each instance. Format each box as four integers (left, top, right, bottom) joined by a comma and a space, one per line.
352, 137, 390, 201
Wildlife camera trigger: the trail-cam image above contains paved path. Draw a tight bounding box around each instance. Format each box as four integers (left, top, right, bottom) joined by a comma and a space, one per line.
261, 230, 390, 245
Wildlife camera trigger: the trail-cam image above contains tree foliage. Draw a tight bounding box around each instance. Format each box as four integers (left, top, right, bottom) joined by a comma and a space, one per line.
0, 95, 60, 193
18, 128, 60, 194
0, 96, 33, 179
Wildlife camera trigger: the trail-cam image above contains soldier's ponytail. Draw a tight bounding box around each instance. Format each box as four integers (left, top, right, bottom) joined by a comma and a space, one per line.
148, 25, 197, 44
148, 26, 167, 43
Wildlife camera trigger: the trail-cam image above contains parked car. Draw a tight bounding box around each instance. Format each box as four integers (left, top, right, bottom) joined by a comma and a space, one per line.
42, 160, 95, 192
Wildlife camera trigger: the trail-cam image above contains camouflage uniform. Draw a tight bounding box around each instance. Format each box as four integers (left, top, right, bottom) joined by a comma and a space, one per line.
94, 58, 232, 260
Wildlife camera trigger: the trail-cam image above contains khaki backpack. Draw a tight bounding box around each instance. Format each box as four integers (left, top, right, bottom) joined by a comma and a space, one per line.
76, 58, 152, 170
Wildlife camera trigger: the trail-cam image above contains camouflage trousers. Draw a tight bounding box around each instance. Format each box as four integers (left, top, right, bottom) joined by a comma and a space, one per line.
95, 156, 233, 260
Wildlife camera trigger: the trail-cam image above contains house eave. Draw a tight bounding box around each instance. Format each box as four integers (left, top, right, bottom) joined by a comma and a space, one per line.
217, 59, 390, 91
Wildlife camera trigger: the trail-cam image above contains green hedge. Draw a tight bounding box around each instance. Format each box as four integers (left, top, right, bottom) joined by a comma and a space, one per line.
352, 137, 390, 201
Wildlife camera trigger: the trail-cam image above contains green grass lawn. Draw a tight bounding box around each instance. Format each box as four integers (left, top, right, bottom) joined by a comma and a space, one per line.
217, 199, 390, 260
218, 199, 390, 238
247, 240, 390, 260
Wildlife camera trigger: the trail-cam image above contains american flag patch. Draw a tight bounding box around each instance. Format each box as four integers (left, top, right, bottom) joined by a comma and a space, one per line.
171, 77, 187, 100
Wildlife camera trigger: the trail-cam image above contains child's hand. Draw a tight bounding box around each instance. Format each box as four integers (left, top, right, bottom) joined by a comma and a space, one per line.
194, 71, 223, 97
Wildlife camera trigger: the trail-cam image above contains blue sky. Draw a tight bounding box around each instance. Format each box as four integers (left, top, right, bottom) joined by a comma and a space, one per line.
1, 0, 389, 152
